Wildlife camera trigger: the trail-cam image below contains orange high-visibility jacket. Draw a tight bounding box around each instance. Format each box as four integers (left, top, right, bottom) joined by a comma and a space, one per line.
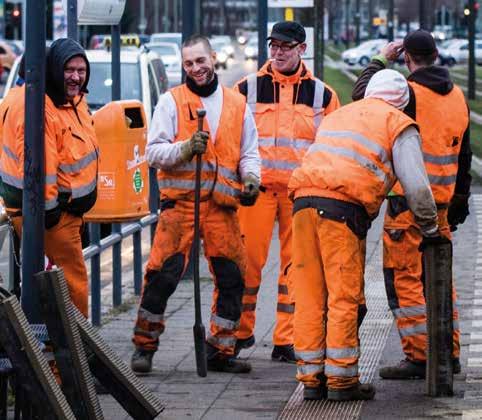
157, 84, 245, 209
236, 61, 340, 190
0, 86, 23, 158
0, 89, 98, 216
288, 98, 416, 218
391, 82, 468, 205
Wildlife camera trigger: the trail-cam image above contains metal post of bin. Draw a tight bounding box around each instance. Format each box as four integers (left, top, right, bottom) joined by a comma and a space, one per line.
22, 0, 46, 324
111, 24, 122, 307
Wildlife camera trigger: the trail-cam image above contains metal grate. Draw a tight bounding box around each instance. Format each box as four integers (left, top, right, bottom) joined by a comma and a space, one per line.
279, 240, 393, 419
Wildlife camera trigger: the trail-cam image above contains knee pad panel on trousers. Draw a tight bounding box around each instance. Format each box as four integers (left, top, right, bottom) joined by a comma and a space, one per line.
211, 256, 244, 322
357, 303, 367, 328
383, 268, 400, 311
141, 253, 185, 314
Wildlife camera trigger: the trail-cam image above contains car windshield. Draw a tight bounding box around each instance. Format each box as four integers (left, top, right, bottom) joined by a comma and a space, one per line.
148, 44, 177, 57
87, 62, 141, 110
152, 36, 181, 48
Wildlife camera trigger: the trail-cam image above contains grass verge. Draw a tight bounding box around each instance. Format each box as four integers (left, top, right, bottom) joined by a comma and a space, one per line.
323, 67, 355, 105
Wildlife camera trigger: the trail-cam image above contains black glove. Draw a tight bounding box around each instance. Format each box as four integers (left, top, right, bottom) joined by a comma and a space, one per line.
418, 234, 452, 252
239, 174, 260, 207
448, 193, 470, 230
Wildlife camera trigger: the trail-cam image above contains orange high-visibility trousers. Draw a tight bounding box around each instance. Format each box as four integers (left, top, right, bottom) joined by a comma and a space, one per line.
132, 199, 246, 356
12, 212, 89, 317
383, 207, 460, 362
292, 208, 365, 390
236, 189, 294, 346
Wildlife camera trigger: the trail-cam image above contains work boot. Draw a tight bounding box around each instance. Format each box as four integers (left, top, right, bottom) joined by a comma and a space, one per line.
453, 358, 461, 374
271, 344, 297, 364
303, 374, 328, 400
131, 348, 155, 374
327, 382, 376, 401
234, 335, 255, 356
207, 355, 252, 374
379, 358, 426, 379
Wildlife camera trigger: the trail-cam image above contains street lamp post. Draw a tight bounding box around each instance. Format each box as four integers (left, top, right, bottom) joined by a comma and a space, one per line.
468, 0, 476, 100
258, 0, 268, 69
315, 0, 325, 79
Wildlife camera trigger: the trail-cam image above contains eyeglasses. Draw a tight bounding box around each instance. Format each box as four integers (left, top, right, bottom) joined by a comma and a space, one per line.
268, 41, 300, 52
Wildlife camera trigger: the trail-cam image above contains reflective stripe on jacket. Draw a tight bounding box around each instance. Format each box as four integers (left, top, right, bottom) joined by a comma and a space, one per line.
236, 61, 340, 190
391, 82, 468, 205
288, 98, 416, 218
158, 84, 244, 208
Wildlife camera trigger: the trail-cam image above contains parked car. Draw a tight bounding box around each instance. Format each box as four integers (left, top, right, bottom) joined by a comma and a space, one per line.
341, 39, 386, 66
4, 48, 167, 125
146, 42, 182, 87
438, 39, 482, 66
244, 38, 258, 60
150, 32, 182, 50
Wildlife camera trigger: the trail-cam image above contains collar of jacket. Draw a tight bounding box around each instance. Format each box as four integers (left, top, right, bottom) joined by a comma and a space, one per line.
408, 65, 454, 96
259, 59, 312, 84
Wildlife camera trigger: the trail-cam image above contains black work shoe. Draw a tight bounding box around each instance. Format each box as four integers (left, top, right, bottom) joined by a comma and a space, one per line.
207, 356, 252, 373
271, 344, 297, 364
303, 374, 328, 400
379, 358, 426, 379
453, 358, 461, 374
131, 348, 155, 374
234, 335, 255, 356
327, 382, 376, 401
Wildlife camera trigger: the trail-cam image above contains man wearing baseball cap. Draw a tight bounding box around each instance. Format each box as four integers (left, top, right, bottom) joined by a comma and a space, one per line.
233, 21, 340, 363
352, 30, 471, 380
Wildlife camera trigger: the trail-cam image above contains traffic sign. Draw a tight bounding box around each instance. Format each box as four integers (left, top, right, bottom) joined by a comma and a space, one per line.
268, 0, 313, 7
62, 0, 126, 25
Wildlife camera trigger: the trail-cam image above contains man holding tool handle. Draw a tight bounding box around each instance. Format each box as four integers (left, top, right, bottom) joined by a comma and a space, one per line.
130, 35, 260, 375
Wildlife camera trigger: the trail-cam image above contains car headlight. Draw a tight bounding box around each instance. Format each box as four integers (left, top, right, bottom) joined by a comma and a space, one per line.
217, 52, 228, 63
245, 47, 255, 57
224, 46, 234, 55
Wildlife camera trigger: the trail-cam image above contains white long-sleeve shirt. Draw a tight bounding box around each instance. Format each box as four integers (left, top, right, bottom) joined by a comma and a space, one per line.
146, 84, 260, 181
392, 125, 438, 236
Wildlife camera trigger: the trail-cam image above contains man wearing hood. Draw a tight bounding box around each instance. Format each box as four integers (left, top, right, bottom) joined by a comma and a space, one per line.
352, 30, 470, 379
288, 69, 440, 401
0, 38, 98, 317
233, 21, 340, 363
130, 35, 260, 374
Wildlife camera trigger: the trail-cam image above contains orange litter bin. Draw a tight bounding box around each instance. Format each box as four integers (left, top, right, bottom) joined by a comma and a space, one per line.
84, 100, 150, 223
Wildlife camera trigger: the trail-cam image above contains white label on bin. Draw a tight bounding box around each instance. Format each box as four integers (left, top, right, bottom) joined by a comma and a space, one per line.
127, 144, 146, 170
100, 173, 115, 189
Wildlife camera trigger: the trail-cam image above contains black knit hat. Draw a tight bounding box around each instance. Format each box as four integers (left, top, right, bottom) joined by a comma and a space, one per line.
267, 21, 306, 43
403, 29, 437, 56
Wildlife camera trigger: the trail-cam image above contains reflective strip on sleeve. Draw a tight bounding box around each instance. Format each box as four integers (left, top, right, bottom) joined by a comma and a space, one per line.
392, 304, 426, 319
326, 347, 360, 359
399, 323, 427, 338
2, 145, 19, 162
138, 307, 164, 323
297, 363, 324, 376
261, 159, 299, 171
0, 171, 23, 189
70, 177, 97, 199
207, 334, 236, 348
277, 303, 295, 314
45, 174, 58, 185
428, 174, 457, 186
45, 198, 59, 211
59, 151, 98, 173
325, 364, 358, 377
134, 327, 161, 339
423, 153, 458, 165
296, 349, 325, 362
308, 143, 389, 184
278, 284, 289, 295
211, 314, 239, 331
246, 74, 257, 112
